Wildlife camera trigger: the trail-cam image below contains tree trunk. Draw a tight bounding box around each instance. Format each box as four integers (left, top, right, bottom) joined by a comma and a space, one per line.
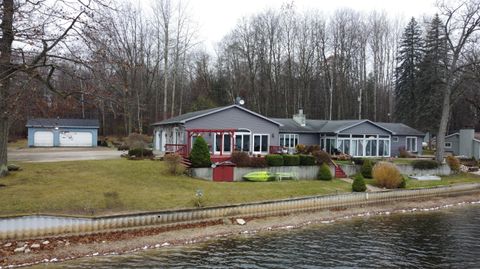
0, 0, 14, 177
435, 85, 451, 162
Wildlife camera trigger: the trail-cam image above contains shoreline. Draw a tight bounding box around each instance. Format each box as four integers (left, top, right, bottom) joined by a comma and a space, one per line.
1, 193, 479, 268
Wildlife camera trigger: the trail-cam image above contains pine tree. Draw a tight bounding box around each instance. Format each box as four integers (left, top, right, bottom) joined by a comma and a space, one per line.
394, 17, 423, 127
416, 14, 448, 133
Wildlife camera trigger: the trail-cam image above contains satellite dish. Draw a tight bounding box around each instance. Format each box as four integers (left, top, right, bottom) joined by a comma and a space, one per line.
235, 97, 245, 105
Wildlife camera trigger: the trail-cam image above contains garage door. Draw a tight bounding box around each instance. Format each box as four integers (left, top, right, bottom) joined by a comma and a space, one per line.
59, 131, 93, 147
33, 131, 54, 147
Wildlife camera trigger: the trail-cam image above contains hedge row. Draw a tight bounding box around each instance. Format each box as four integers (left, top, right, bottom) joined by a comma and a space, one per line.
264, 154, 316, 166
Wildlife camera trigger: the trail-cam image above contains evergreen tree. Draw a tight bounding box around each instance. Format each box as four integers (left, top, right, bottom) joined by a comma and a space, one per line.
394, 17, 423, 127
416, 14, 448, 133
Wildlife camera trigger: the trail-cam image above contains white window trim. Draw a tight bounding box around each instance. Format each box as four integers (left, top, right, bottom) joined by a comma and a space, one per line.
406, 136, 418, 152
252, 134, 270, 154
234, 131, 251, 152
445, 142, 452, 149
280, 133, 299, 149
213, 133, 233, 155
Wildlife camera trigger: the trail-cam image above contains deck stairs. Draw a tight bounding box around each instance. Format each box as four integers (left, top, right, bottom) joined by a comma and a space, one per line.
332, 161, 348, 178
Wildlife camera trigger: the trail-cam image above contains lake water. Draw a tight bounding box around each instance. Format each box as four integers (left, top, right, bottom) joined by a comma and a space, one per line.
34, 205, 480, 268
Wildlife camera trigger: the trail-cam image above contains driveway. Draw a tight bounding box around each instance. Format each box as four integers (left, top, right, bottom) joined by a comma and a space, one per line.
7, 147, 123, 163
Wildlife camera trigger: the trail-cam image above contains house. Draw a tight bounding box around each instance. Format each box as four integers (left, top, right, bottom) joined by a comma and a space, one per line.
151, 104, 424, 159
444, 129, 480, 159
26, 118, 99, 147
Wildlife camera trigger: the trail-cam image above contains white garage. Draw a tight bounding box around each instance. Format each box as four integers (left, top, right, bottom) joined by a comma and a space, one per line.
27, 118, 99, 147
59, 131, 93, 147
33, 131, 54, 147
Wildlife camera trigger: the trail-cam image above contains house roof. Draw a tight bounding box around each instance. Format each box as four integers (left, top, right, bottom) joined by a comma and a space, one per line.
151, 105, 283, 126
274, 118, 423, 136
375, 122, 424, 136
26, 118, 99, 128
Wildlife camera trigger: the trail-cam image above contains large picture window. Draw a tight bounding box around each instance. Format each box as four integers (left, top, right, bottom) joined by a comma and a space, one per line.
235, 132, 251, 152
253, 134, 269, 153
336, 134, 390, 157
280, 134, 299, 149
406, 137, 417, 152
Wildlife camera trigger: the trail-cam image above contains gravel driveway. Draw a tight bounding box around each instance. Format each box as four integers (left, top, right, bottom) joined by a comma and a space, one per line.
7, 147, 124, 163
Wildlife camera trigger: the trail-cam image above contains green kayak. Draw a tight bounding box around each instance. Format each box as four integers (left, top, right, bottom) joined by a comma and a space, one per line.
243, 171, 275, 182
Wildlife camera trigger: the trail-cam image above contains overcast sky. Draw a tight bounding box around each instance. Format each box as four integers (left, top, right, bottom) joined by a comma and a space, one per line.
186, 0, 438, 52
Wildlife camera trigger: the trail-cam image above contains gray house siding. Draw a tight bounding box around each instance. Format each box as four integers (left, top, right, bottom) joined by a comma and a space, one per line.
391, 135, 424, 156
297, 133, 319, 145
185, 106, 279, 146
445, 135, 460, 155
339, 122, 390, 136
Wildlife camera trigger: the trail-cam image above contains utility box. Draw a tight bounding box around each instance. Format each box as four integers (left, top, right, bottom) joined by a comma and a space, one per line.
212, 161, 236, 182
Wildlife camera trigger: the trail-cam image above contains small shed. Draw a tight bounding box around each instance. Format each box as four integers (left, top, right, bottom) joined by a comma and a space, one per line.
26, 118, 99, 147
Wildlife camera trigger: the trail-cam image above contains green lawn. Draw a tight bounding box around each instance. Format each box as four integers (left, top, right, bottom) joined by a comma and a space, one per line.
0, 159, 351, 217
364, 173, 480, 189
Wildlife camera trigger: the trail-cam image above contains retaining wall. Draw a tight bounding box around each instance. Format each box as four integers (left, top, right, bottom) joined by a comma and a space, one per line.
1, 183, 478, 240
339, 164, 451, 177
191, 165, 333, 181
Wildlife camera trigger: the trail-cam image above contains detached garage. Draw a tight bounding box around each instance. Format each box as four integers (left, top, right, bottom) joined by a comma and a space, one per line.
26, 118, 99, 147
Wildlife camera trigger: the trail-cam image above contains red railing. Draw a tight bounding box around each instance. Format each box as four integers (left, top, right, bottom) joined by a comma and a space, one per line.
165, 144, 188, 157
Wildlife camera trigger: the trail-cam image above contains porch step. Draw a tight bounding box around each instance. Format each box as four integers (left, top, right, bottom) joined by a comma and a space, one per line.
334, 166, 347, 178
180, 157, 191, 168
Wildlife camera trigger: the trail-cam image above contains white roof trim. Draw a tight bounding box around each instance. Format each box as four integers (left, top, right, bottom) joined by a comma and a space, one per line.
335, 120, 397, 135
181, 104, 283, 126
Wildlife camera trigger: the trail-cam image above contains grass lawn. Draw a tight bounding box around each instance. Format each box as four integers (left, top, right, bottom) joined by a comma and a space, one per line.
364, 173, 480, 189
0, 159, 351, 217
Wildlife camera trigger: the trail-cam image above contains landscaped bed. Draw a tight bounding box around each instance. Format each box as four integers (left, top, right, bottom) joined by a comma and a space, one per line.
0, 159, 351, 217
364, 173, 480, 189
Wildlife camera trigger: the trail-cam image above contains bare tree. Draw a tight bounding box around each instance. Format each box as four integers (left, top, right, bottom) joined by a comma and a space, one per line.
435, 0, 480, 162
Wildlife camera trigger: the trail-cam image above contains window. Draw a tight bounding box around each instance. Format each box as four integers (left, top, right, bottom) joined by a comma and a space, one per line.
324, 138, 337, 154
445, 142, 452, 148
214, 134, 232, 154
235, 132, 251, 152
392, 136, 399, 142
406, 137, 418, 152
253, 134, 269, 153
280, 134, 299, 149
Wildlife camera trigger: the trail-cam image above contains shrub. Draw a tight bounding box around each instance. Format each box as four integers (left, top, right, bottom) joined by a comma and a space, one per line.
249, 157, 267, 168
128, 148, 153, 158
306, 145, 321, 154
189, 136, 211, 168
299, 154, 316, 165
399, 176, 407, 189
412, 160, 439, 170
317, 163, 333, 180
361, 159, 373, 178
117, 143, 130, 151
266, 154, 284, 166
296, 144, 307, 154
372, 162, 403, 189
231, 151, 251, 167
126, 133, 151, 149
446, 156, 460, 173
164, 153, 186, 175
283, 155, 300, 166
398, 146, 413, 158
313, 150, 331, 165
352, 173, 367, 192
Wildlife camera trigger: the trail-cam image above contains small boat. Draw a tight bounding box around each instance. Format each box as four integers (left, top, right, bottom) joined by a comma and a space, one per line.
243, 171, 275, 182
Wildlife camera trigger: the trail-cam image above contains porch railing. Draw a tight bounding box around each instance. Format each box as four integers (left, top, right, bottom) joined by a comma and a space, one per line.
165, 144, 188, 156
